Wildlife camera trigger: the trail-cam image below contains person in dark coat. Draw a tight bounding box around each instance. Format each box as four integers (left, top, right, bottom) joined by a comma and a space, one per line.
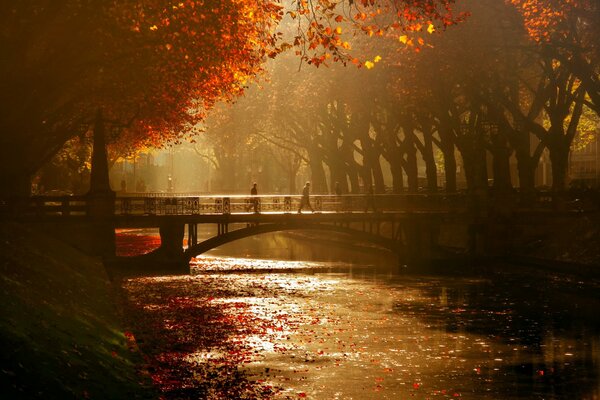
250, 182, 259, 213
298, 181, 314, 213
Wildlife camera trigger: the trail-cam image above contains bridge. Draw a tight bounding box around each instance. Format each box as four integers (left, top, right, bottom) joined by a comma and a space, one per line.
1, 192, 483, 273
2, 118, 593, 275
2, 189, 581, 274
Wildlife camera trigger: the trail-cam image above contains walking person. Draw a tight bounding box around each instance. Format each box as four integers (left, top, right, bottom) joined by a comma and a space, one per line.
250, 182, 259, 213
298, 181, 314, 213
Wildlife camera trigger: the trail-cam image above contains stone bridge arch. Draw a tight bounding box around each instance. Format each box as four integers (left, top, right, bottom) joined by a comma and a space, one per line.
184, 222, 399, 261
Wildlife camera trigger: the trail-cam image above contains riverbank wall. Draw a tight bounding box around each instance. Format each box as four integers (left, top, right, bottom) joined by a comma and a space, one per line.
511, 211, 600, 268
0, 222, 153, 399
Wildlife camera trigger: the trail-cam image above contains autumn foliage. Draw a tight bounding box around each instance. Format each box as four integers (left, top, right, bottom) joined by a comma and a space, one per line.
288, 0, 467, 66
1, 0, 597, 195
509, 0, 593, 42
0, 0, 470, 195
0, 1, 277, 194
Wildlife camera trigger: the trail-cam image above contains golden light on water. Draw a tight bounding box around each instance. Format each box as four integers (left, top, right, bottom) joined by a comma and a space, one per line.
121, 255, 600, 399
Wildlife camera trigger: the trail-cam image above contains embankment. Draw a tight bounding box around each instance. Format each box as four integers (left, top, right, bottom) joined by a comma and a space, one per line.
0, 222, 153, 399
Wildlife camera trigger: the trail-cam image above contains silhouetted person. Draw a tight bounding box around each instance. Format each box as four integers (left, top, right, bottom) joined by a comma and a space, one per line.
365, 185, 377, 212
120, 179, 127, 193
298, 181, 314, 213
250, 182, 259, 213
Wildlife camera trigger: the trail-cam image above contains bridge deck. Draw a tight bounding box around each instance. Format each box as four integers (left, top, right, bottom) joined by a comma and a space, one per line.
1, 192, 586, 263
1, 192, 580, 228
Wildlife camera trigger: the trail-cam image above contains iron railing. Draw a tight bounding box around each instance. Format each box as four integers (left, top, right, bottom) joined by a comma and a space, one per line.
114, 193, 467, 216
1, 191, 595, 218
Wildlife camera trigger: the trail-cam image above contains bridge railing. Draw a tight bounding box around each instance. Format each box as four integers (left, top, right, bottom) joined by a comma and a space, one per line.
4, 190, 593, 219
0, 195, 89, 217
2, 193, 466, 218
113, 193, 468, 215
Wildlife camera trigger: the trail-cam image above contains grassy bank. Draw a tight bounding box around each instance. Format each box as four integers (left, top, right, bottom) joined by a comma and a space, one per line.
0, 222, 154, 399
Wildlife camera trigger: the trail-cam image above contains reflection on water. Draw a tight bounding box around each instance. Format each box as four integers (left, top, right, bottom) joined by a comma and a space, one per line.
120, 233, 600, 399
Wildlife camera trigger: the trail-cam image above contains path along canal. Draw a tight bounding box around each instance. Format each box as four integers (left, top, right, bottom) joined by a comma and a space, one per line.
117, 231, 600, 399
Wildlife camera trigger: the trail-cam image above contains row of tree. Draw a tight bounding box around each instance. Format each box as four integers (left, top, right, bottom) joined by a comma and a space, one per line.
0, 0, 465, 197
201, 0, 598, 195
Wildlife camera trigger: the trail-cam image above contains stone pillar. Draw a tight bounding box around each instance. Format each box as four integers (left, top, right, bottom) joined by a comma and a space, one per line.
158, 222, 185, 260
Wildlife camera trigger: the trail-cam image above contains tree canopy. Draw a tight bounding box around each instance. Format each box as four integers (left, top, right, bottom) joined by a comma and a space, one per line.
191, 0, 598, 196
1, 0, 597, 195
0, 0, 467, 195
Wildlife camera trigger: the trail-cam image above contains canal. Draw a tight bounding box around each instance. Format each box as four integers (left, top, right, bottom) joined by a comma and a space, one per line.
118, 231, 600, 399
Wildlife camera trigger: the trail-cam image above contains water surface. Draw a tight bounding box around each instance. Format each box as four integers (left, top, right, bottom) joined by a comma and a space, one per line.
119, 232, 600, 399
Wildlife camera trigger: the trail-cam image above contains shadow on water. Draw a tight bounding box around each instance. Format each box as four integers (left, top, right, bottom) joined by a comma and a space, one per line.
389, 266, 600, 399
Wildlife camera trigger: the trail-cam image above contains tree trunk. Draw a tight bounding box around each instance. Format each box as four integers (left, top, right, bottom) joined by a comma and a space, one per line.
404, 129, 419, 192
359, 164, 371, 191
328, 160, 346, 194
390, 158, 404, 193
371, 155, 385, 193
89, 109, 113, 195
443, 149, 457, 193
345, 162, 360, 193
491, 141, 512, 192
460, 149, 477, 192
340, 139, 360, 193
309, 155, 328, 194
355, 109, 385, 192
515, 153, 535, 189
330, 176, 345, 194
461, 136, 488, 192
288, 167, 297, 194
548, 137, 570, 192
422, 128, 438, 192
438, 130, 457, 192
